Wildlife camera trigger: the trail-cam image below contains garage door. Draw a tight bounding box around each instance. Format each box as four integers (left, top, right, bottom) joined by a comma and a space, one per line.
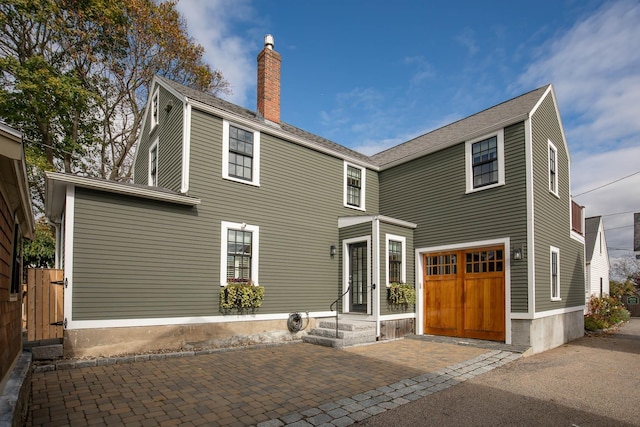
423, 246, 505, 341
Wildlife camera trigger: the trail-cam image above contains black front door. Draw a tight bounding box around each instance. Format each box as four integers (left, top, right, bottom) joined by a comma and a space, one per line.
349, 242, 368, 313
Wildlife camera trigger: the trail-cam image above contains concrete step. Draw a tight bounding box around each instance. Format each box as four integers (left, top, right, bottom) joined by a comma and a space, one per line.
317, 319, 376, 332
302, 318, 377, 348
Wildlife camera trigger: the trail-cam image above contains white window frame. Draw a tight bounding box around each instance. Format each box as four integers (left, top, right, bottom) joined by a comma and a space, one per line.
220, 221, 260, 287
222, 120, 261, 187
548, 139, 559, 197
148, 140, 158, 186
343, 161, 366, 211
151, 88, 159, 129
550, 246, 561, 301
385, 234, 406, 286
465, 129, 505, 193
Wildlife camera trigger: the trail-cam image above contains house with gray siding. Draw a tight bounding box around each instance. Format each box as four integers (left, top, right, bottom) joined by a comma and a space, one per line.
45, 36, 585, 357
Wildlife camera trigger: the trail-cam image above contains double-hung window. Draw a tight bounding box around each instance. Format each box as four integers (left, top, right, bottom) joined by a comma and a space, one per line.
344, 162, 366, 210
548, 140, 558, 196
151, 88, 159, 129
550, 246, 560, 301
222, 121, 260, 186
10, 223, 21, 299
220, 221, 259, 286
149, 141, 158, 186
386, 234, 406, 285
465, 130, 505, 193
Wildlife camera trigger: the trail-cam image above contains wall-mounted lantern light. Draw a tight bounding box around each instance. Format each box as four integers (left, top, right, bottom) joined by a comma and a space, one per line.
330, 245, 337, 257
165, 100, 173, 113
513, 244, 523, 261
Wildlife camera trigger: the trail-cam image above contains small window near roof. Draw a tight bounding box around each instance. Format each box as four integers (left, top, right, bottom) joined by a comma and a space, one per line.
149, 141, 158, 186
222, 120, 261, 186
548, 140, 558, 196
465, 130, 505, 193
344, 162, 366, 210
151, 88, 159, 129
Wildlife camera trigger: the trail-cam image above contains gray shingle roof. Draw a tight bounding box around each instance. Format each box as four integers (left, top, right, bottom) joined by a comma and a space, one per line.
156, 76, 372, 165
584, 216, 602, 262
156, 76, 550, 169
370, 85, 551, 168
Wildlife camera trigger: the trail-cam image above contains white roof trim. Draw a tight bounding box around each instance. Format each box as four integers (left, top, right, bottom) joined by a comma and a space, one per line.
46, 172, 200, 221
338, 215, 417, 229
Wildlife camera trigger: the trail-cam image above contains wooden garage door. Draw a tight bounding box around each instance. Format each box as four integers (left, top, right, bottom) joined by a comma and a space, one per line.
423, 246, 505, 341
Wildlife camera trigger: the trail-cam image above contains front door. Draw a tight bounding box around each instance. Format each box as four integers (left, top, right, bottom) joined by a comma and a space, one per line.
349, 242, 368, 313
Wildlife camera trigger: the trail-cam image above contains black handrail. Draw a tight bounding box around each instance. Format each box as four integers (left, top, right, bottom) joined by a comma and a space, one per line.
330, 285, 350, 338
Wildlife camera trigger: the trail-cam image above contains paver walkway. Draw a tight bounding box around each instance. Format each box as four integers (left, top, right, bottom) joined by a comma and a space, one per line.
27, 338, 522, 426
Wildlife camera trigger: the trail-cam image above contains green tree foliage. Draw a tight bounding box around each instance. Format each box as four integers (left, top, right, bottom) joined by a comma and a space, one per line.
23, 218, 55, 268
0, 0, 230, 212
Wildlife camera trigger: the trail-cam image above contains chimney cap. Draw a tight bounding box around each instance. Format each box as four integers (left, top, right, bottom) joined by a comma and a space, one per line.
264, 34, 274, 50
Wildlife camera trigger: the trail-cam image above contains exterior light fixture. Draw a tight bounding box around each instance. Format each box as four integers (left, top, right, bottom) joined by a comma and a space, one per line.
513, 244, 523, 260
330, 245, 337, 257
165, 100, 173, 113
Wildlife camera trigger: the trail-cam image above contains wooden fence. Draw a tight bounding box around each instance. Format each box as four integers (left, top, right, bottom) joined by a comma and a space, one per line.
26, 268, 64, 341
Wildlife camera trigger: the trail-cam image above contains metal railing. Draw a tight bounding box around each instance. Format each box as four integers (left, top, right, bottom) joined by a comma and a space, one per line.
330, 285, 350, 338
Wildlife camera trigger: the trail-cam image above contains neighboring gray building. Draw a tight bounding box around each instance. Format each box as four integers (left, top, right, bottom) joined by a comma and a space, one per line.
45, 36, 586, 357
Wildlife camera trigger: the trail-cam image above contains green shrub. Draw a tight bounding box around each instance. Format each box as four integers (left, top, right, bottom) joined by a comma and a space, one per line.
220, 282, 265, 313
388, 283, 416, 305
584, 294, 630, 331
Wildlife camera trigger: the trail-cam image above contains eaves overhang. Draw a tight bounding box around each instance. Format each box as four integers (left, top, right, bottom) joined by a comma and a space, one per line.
45, 172, 201, 222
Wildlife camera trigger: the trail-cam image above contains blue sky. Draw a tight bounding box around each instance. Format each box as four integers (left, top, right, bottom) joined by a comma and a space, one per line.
176, 0, 640, 261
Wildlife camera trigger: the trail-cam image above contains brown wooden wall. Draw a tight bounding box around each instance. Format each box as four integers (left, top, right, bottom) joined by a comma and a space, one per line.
0, 192, 21, 383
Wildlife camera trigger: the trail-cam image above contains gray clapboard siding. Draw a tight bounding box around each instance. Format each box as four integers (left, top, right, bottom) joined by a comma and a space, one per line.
133, 85, 184, 192
531, 93, 585, 312
73, 105, 380, 320
379, 122, 529, 312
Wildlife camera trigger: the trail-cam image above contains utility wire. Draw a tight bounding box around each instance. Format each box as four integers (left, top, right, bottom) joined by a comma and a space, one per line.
573, 170, 640, 197
600, 209, 640, 217
604, 224, 634, 231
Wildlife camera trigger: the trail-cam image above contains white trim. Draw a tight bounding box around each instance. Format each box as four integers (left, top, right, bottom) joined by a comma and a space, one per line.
465, 129, 505, 193
45, 172, 201, 209
342, 235, 372, 315
415, 237, 512, 344
222, 120, 261, 187
373, 218, 380, 331
148, 139, 158, 186
64, 186, 75, 329
343, 162, 366, 211
65, 311, 336, 330
550, 246, 561, 301
338, 215, 417, 229
180, 103, 192, 193
548, 139, 559, 197
379, 312, 416, 321
510, 304, 586, 320
524, 118, 536, 314
385, 234, 407, 286
220, 221, 260, 286
151, 88, 159, 129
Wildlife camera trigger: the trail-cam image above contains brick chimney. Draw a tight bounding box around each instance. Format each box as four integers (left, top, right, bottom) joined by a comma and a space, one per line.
257, 34, 281, 124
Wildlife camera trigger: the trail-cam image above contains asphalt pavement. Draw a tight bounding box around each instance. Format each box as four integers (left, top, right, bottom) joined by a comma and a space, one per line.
358, 318, 640, 427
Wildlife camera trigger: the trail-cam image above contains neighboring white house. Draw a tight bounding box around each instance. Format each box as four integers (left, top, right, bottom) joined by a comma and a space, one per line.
585, 216, 610, 303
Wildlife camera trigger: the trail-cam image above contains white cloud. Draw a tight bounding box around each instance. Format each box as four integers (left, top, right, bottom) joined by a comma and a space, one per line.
515, 0, 640, 258
176, 0, 258, 107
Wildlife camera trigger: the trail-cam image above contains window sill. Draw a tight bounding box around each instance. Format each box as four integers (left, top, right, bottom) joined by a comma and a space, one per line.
223, 176, 260, 187
465, 182, 505, 194
344, 204, 366, 212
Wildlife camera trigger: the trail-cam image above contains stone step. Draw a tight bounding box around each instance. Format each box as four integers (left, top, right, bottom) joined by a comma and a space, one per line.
302, 318, 378, 348
308, 327, 377, 340
317, 319, 376, 332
